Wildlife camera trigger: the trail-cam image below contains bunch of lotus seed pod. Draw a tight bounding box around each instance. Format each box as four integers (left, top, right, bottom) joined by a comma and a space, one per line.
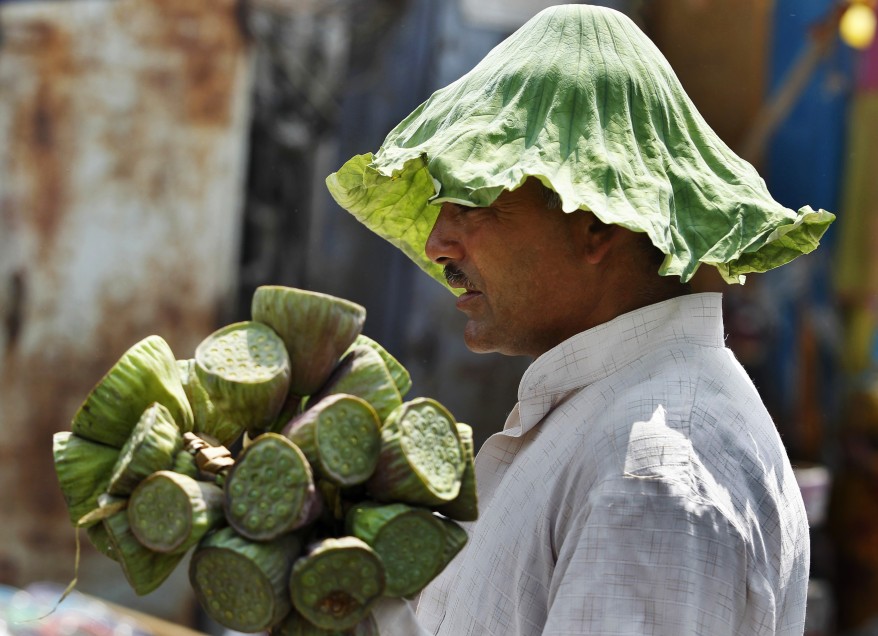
52, 285, 478, 635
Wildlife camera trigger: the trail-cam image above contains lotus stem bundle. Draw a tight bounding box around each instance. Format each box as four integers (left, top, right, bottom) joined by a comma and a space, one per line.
51, 285, 476, 634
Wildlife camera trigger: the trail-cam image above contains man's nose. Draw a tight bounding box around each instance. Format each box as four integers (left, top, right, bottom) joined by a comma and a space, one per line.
425, 207, 464, 264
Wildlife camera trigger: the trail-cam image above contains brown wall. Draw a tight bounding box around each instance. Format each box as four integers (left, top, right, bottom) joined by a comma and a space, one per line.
644, 0, 773, 152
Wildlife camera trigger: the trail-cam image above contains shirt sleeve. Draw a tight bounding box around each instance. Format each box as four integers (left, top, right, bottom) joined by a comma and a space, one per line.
542, 476, 765, 636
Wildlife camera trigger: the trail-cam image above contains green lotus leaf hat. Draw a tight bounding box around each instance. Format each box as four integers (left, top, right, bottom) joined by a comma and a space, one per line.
326, 4, 834, 288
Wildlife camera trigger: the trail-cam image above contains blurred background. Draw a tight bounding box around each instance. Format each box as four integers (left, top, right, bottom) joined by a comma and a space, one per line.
0, 0, 876, 634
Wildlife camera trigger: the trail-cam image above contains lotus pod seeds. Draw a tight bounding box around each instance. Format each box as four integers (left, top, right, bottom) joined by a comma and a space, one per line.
195, 321, 291, 436
100, 494, 187, 596
347, 502, 446, 597
289, 536, 385, 631
190, 528, 300, 633
224, 433, 317, 540
436, 422, 479, 521
367, 398, 464, 506
284, 394, 381, 487
129, 470, 224, 554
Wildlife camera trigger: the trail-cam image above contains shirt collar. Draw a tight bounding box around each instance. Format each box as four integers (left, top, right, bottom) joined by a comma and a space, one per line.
504, 292, 726, 437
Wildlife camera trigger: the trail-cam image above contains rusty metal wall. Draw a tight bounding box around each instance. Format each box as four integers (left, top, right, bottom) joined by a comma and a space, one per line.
0, 0, 250, 623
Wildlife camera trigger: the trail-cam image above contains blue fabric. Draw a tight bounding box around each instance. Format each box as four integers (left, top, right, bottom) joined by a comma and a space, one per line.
760, 0, 853, 454
766, 0, 854, 229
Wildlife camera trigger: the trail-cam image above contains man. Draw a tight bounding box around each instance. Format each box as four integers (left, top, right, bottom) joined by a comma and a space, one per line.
327, 4, 834, 635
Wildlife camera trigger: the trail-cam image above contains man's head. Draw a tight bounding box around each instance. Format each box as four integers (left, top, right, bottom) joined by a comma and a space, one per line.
327, 5, 833, 309
425, 178, 687, 358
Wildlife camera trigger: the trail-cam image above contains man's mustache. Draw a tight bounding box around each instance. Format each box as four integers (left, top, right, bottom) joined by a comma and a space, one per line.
444, 265, 472, 288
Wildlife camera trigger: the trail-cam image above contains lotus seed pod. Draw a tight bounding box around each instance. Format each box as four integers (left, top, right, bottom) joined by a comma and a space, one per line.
435, 423, 479, 522
271, 609, 379, 635
99, 494, 187, 596
178, 358, 243, 447
284, 394, 381, 487
129, 470, 225, 554
251, 286, 366, 397
195, 321, 291, 437
172, 448, 199, 479
53, 432, 120, 527
434, 516, 469, 578
348, 335, 412, 398
346, 502, 446, 597
71, 335, 194, 448
190, 527, 301, 633
289, 536, 385, 631
224, 433, 320, 541
107, 403, 184, 496
310, 346, 401, 423
366, 398, 465, 506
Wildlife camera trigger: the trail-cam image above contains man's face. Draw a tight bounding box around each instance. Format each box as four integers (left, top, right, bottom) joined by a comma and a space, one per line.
424, 179, 597, 358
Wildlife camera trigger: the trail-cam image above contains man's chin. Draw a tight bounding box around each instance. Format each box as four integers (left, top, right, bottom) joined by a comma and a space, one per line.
463, 323, 497, 354
463, 323, 535, 358
463, 340, 496, 354
463, 322, 517, 355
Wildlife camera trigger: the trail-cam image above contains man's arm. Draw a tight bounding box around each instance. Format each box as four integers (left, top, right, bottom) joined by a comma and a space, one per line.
542, 478, 768, 635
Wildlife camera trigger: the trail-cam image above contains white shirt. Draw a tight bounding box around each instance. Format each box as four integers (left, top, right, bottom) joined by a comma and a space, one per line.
375, 293, 810, 635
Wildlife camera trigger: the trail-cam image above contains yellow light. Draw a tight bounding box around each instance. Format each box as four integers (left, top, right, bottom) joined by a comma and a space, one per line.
840, 3, 877, 50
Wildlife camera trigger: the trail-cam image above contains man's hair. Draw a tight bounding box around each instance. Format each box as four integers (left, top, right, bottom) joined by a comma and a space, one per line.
539, 183, 564, 211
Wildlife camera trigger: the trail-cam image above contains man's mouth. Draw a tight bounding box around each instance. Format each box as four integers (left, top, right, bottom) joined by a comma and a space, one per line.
444, 265, 483, 308
444, 265, 478, 292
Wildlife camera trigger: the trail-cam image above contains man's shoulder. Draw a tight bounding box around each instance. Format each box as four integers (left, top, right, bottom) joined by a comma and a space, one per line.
539, 345, 789, 502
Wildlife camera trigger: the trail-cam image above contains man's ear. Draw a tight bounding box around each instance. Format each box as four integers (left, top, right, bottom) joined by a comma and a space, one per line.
579, 214, 622, 266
